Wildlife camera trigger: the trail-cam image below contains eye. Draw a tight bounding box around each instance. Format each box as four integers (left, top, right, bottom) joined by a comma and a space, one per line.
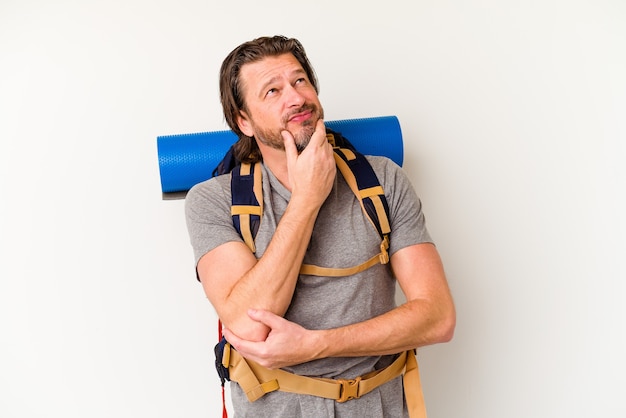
295, 77, 306, 85
265, 87, 278, 97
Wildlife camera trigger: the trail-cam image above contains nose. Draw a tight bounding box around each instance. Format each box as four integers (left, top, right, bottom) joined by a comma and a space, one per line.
283, 84, 306, 108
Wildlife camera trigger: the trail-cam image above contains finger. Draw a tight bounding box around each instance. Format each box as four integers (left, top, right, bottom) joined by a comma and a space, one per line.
312, 118, 326, 146
281, 130, 297, 159
247, 308, 284, 329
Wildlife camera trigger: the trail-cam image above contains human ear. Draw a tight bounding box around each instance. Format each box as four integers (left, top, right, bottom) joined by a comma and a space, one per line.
236, 111, 254, 137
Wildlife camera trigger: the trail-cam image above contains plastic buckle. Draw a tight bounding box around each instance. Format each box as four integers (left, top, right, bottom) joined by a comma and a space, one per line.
379, 236, 390, 264
337, 377, 361, 402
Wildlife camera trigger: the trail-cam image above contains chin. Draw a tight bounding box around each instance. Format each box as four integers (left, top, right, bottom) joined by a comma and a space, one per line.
295, 127, 315, 151
295, 139, 309, 154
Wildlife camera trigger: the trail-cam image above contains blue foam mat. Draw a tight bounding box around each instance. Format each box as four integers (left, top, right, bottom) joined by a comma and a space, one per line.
157, 115, 403, 196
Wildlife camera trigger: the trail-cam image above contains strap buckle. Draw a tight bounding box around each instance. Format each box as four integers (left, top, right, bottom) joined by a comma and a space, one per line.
379, 235, 390, 264
337, 377, 362, 402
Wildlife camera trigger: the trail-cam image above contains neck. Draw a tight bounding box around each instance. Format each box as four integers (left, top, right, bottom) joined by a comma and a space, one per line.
257, 143, 291, 191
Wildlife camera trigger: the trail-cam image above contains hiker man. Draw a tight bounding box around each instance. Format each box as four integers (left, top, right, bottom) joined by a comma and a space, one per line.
185, 35, 456, 417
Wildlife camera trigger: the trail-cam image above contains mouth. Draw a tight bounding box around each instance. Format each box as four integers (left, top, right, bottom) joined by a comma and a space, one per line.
287, 109, 314, 124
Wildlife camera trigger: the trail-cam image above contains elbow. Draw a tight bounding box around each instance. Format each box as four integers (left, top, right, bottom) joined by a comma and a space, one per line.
436, 303, 456, 343
224, 318, 270, 343
439, 312, 456, 343
242, 324, 271, 343
421, 298, 455, 345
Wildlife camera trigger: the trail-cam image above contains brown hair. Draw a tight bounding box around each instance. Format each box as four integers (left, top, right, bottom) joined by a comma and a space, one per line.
219, 35, 319, 163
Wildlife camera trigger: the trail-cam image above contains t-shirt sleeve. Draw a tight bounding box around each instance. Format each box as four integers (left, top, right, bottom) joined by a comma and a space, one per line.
184, 175, 243, 267
367, 156, 434, 256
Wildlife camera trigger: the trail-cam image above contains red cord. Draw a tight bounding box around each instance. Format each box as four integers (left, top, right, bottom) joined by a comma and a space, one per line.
218, 320, 228, 418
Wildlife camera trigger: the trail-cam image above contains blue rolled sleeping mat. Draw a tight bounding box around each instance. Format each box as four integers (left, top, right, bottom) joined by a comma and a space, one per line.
157, 115, 403, 199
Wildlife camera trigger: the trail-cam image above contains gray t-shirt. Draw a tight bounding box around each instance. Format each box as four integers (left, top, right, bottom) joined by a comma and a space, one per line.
185, 155, 433, 417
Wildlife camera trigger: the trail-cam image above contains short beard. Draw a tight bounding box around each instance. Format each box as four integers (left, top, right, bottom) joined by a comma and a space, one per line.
255, 105, 324, 153
293, 117, 316, 153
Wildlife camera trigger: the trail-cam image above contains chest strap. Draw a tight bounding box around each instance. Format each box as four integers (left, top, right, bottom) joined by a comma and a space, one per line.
299, 147, 391, 276
222, 343, 426, 417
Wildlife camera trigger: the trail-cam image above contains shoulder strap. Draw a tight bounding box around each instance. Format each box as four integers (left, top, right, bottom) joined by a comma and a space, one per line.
299, 136, 391, 276
229, 132, 391, 275
332, 143, 391, 239
230, 162, 263, 253
324, 130, 390, 239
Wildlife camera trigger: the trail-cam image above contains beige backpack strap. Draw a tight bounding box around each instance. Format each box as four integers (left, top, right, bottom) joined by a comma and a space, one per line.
299, 236, 389, 276
404, 349, 427, 418
224, 345, 426, 416
223, 342, 280, 402
333, 149, 391, 238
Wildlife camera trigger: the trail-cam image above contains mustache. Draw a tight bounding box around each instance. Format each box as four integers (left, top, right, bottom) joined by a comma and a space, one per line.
282, 104, 318, 124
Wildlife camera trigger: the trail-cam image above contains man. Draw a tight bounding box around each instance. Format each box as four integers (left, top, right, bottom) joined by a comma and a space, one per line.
185, 35, 455, 417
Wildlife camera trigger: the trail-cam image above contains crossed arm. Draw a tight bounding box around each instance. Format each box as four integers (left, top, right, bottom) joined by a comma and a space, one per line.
198, 238, 456, 369
218, 242, 455, 369
196, 120, 456, 368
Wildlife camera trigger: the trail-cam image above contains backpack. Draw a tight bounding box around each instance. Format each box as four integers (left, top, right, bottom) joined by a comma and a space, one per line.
212, 128, 411, 417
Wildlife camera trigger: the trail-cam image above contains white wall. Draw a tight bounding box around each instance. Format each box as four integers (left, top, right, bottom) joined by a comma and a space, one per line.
1, 1, 625, 417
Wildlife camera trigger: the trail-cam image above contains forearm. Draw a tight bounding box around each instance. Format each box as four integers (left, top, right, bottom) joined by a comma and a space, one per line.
212, 196, 321, 341
314, 297, 456, 359
314, 245, 456, 358
222, 296, 456, 370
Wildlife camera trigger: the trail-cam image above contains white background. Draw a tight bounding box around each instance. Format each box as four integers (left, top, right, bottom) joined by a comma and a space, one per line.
1, 1, 625, 417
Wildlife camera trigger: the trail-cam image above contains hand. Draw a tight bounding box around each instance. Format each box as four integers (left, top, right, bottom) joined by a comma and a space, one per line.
222, 309, 321, 369
282, 119, 336, 208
